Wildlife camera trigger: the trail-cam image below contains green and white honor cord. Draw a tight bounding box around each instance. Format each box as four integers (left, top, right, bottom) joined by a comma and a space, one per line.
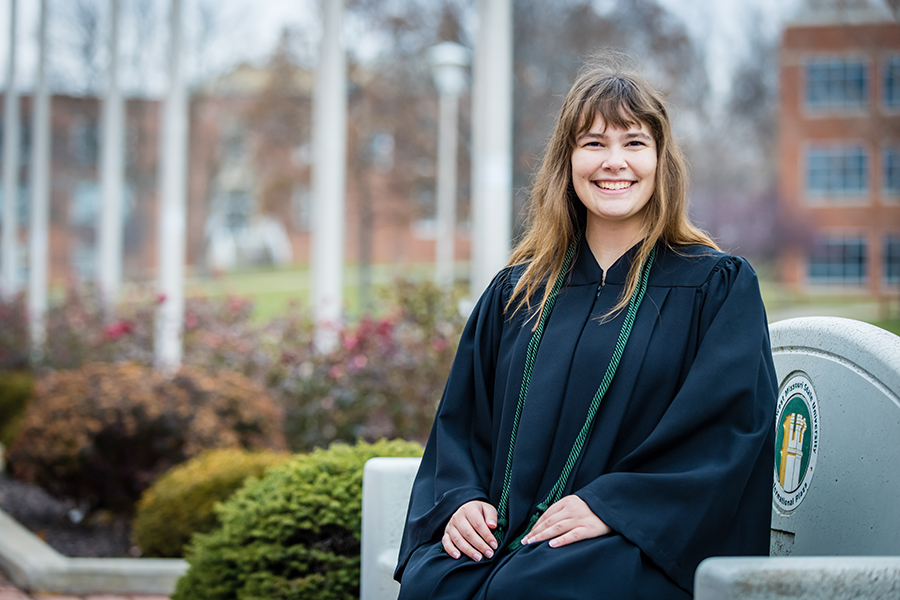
493, 240, 657, 551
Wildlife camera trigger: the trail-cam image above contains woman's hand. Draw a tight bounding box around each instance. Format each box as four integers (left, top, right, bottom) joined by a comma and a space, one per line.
523, 494, 611, 548
442, 500, 499, 561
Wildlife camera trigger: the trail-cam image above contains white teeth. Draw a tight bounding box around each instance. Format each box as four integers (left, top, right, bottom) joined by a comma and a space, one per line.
595, 181, 633, 190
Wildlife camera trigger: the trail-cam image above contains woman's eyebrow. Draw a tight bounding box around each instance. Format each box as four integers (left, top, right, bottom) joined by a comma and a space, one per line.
623, 130, 653, 142
577, 130, 652, 142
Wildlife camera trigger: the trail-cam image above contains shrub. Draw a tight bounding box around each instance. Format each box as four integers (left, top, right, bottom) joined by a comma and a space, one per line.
172, 438, 423, 600
134, 448, 291, 558
0, 294, 29, 371
7, 362, 287, 512
0, 371, 34, 450
279, 279, 465, 451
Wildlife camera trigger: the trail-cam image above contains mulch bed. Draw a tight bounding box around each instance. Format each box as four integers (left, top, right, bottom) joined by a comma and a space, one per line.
0, 471, 137, 558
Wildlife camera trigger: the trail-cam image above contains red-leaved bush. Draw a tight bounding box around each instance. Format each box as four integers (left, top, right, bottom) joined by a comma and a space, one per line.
8, 362, 286, 512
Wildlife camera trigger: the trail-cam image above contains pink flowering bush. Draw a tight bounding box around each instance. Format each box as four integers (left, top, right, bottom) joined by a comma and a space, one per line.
0, 278, 465, 455
278, 280, 466, 450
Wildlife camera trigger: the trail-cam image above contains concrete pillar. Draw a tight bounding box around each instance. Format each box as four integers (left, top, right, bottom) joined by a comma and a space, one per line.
28, 0, 50, 353
469, 0, 513, 298
311, 0, 347, 353
97, 0, 125, 310
2, 0, 20, 300
154, 0, 188, 372
429, 42, 469, 288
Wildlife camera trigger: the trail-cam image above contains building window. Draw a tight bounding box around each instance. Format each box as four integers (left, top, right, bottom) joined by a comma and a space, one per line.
70, 180, 99, 227
70, 116, 99, 166
806, 146, 868, 197
885, 147, 900, 195
808, 237, 867, 285
885, 236, 900, 284
805, 58, 868, 109
885, 55, 900, 109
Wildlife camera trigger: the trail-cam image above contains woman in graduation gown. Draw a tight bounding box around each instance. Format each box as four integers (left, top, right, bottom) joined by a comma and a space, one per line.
395, 54, 777, 599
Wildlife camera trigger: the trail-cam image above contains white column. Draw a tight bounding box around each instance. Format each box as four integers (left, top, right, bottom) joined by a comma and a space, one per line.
429, 42, 469, 288
311, 0, 347, 353
470, 0, 513, 298
97, 0, 124, 310
28, 0, 50, 353
154, 0, 188, 372
2, 0, 20, 300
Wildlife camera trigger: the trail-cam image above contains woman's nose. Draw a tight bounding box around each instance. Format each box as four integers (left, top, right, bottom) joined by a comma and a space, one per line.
601, 148, 626, 171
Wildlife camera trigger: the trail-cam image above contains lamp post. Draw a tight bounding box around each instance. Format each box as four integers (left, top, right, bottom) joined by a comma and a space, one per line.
428, 42, 469, 288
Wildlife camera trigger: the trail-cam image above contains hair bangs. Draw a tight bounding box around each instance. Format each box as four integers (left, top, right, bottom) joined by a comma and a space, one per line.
571, 78, 654, 146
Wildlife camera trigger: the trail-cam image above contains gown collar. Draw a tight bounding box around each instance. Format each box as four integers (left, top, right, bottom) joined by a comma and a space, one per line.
569, 236, 644, 287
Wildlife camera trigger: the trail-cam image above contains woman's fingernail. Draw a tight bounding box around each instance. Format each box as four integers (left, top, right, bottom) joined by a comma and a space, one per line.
473, 553, 482, 562
549, 539, 557, 548
452, 551, 460, 559
489, 540, 498, 549
522, 537, 531, 545
487, 520, 496, 527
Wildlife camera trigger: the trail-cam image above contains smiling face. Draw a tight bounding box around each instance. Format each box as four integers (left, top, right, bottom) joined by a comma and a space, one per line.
570, 114, 658, 239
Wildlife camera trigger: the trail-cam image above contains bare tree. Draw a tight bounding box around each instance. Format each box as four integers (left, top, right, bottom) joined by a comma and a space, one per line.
511, 0, 710, 235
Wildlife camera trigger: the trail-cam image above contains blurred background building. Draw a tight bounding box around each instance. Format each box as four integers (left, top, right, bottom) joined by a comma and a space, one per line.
1, 0, 898, 316
777, 6, 900, 298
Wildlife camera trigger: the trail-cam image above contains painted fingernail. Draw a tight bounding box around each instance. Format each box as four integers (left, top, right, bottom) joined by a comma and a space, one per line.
485, 549, 494, 558
473, 553, 482, 562
487, 520, 496, 527
549, 539, 557, 548
489, 540, 498, 549
522, 537, 532, 545
452, 551, 460, 559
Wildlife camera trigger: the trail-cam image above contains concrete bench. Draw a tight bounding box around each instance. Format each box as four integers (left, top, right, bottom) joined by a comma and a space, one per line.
361, 317, 900, 600
696, 317, 900, 599
361, 457, 421, 600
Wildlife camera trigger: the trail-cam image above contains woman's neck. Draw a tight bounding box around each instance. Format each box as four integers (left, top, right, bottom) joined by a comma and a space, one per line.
584, 219, 645, 273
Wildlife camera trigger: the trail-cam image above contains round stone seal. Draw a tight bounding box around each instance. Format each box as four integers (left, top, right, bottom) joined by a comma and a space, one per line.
773, 372, 820, 514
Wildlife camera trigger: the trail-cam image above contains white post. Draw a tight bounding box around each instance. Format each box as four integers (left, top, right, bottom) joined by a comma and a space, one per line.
429, 42, 469, 288
97, 0, 124, 310
28, 0, 50, 353
312, 0, 347, 353
2, 0, 20, 300
154, 0, 188, 372
469, 0, 513, 298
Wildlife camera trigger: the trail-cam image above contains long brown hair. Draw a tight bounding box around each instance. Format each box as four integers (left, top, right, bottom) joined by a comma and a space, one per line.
507, 52, 717, 323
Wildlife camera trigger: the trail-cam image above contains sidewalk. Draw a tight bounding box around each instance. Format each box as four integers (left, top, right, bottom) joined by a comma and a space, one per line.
0, 573, 169, 600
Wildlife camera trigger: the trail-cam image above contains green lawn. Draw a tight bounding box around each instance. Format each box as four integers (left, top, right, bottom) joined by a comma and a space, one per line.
183, 262, 461, 322
182, 262, 900, 336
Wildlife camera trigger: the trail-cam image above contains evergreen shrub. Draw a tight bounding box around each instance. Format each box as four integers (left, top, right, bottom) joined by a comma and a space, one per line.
0, 371, 34, 450
7, 362, 287, 512
172, 438, 424, 600
134, 448, 291, 558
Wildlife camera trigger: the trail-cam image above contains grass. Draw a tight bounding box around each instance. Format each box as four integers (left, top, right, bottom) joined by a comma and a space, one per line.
181, 262, 900, 337
183, 262, 464, 322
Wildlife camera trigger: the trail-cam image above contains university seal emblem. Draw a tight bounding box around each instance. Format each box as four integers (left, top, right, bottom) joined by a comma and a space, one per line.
773, 372, 820, 514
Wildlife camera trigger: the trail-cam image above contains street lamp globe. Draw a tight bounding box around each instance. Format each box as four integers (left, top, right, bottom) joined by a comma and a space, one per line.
428, 41, 470, 96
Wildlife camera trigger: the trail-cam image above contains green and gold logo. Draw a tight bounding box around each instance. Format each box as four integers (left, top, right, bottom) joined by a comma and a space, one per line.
773, 372, 820, 514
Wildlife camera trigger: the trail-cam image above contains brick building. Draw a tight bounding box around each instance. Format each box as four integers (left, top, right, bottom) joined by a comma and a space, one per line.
777, 9, 900, 297
0, 58, 468, 287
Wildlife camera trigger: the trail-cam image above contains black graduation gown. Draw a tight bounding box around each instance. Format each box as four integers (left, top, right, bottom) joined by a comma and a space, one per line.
395, 241, 777, 599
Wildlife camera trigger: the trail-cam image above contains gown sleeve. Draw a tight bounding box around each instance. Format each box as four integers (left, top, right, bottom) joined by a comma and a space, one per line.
394, 269, 513, 581
575, 256, 778, 591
